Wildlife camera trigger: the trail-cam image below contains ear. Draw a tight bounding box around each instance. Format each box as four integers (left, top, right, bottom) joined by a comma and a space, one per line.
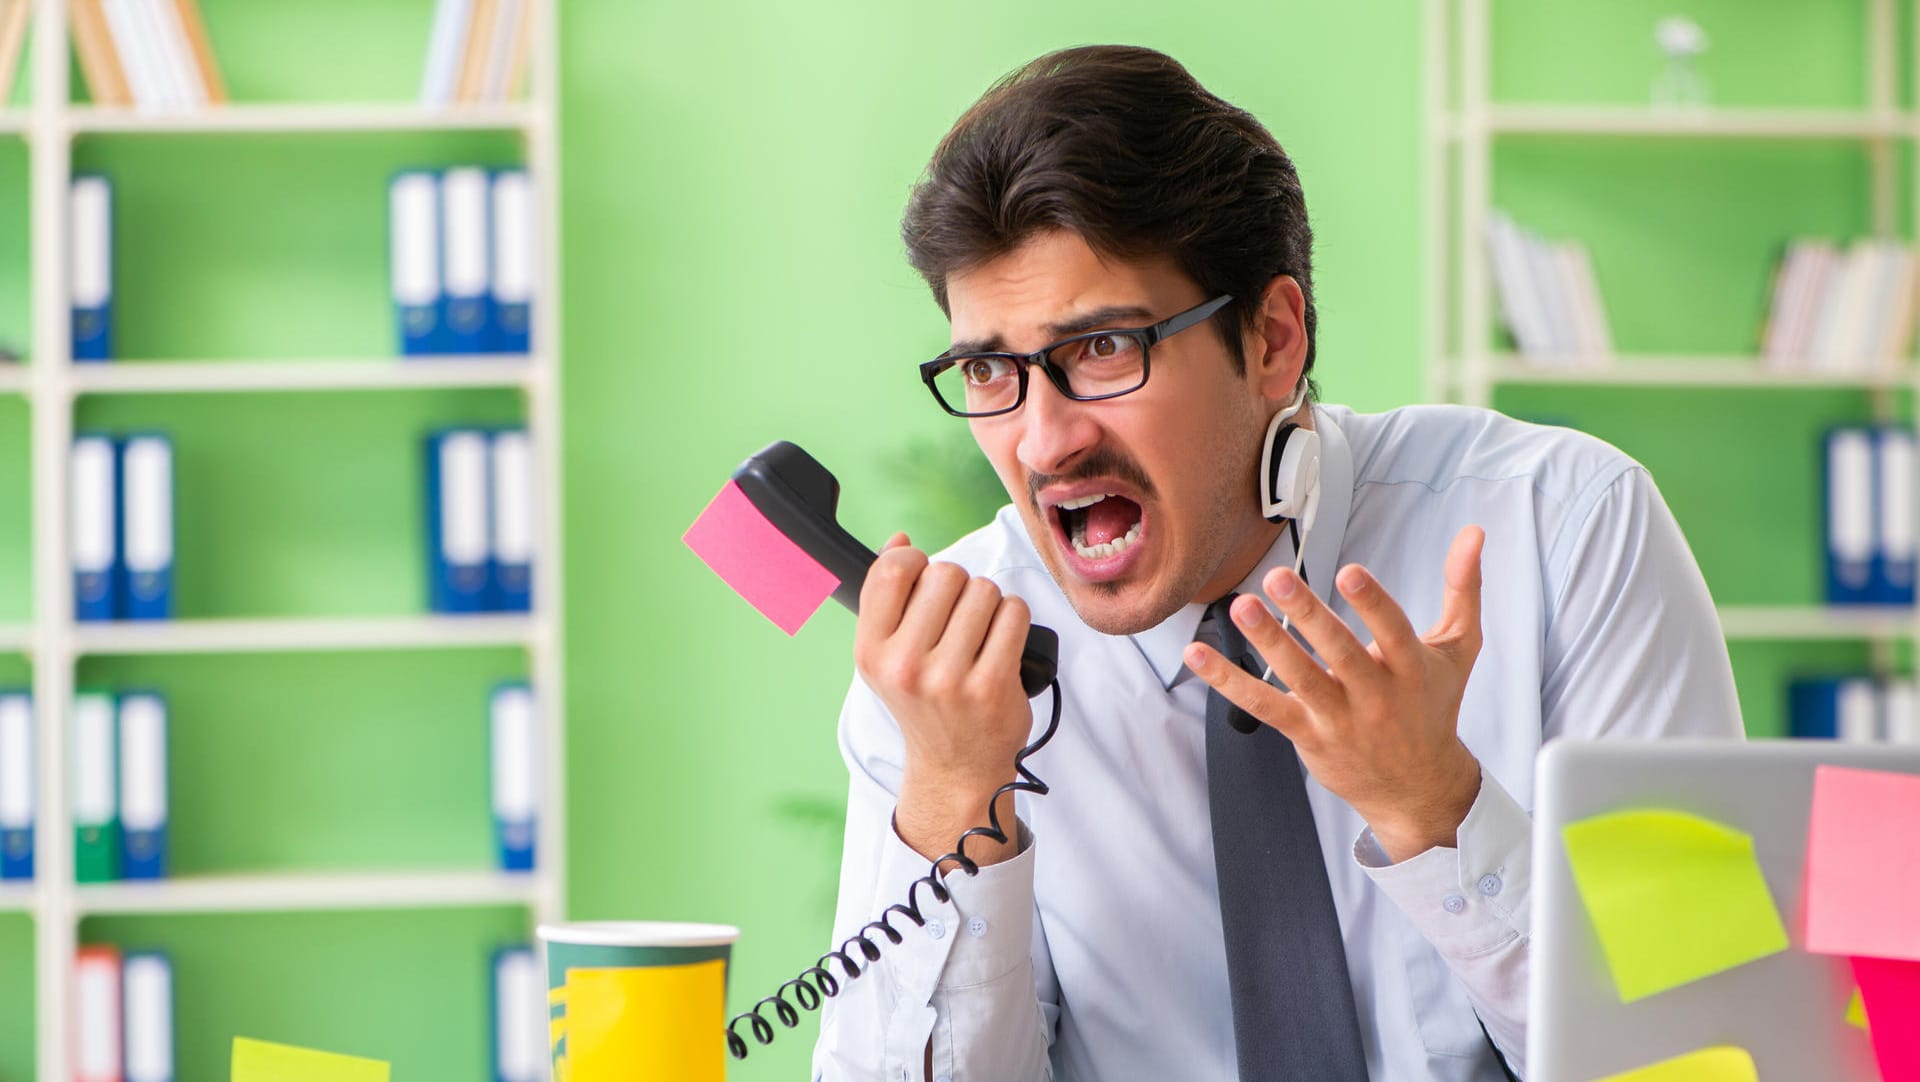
1244, 273, 1308, 402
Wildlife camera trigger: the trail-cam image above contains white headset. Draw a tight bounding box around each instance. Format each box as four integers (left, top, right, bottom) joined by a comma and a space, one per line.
1259, 386, 1320, 533
1253, 386, 1319, 682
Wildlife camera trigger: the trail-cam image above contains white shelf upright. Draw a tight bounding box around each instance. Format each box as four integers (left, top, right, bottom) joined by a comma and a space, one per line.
14, 3, 569, 1078
1430, 0, 1920, 651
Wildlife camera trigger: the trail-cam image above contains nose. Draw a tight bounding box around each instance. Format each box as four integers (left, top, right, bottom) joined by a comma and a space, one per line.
1015, 367, 1101, 478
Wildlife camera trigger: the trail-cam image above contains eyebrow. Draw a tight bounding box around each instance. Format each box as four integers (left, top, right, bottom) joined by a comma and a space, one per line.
945, 304, 1160, 357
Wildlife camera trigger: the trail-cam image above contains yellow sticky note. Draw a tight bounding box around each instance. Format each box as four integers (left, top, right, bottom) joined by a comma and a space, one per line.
1562, 808, 1789, 1002
232, 1038, 390, 1082
563, 960, 726, 1082
1847, 986, 1870, 1031
1593, 1045, 1758, 1082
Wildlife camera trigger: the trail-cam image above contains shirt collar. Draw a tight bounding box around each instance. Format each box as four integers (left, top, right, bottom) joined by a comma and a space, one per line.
1129, 404, 1357, 689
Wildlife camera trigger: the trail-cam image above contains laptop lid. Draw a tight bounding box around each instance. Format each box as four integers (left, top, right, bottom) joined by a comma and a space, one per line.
1528, 738, 1920, 1081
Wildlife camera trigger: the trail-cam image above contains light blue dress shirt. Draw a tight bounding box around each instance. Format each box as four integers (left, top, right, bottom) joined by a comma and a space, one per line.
814, 404, 1743, 1081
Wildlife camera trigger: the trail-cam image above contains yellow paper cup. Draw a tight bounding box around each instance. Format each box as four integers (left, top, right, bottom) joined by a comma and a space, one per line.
537, 921, 739, 1082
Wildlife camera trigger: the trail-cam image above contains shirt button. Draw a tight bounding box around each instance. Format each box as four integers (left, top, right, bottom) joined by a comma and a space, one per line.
1478, 873, 1503, 897
926, 918, 946, 940
967, 916, 989, 938
1442, 893, 1467, 914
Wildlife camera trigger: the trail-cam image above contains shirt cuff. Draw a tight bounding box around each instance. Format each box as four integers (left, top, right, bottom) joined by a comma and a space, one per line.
872, 815, 1039, 998
1352, 764, 1532, 959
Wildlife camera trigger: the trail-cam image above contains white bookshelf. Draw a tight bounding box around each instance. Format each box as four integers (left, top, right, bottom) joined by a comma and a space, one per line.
74, 869, 540, 916
1481, 104, 1910, 139
0, 622, 30, 652
67, 356, 539, 396
66, 102, 538, 136
13, 3, 569, 1079
71, 614, 539, 656
1430, 0, 1920, 653
1480, 355, 1914, 391
1718, 604, 1917, 642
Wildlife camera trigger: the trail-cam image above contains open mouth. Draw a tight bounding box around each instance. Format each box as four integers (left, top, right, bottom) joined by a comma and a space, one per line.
1054, 492, 1145, 562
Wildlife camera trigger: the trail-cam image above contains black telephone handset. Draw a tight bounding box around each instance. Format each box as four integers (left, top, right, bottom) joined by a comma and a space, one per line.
731, 440, 1060, 698
723, 441, 1066, 1062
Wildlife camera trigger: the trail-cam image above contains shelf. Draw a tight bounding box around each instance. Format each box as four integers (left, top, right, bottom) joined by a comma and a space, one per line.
1718, 605, 1914, 641
1478, 105, 1910, 140
1482, 356, 1912, 390
67, 102, 538, 136
0, 111, 24, 136
0, 366, 26, 395
68, 356, 538, 396
0, 882, 32, 912
75, 869, 538, 916
73, 614, 536, 656
0, 623, 30, 653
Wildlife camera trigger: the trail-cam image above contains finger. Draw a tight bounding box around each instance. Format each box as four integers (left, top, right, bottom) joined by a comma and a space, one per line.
892, 560, 971, 655
1183, 641, 1312, 740
1429, 526, 1485, 645
932, 575, 1003, 665
882, 532, 911, 551
976, 593, 1032, 692
1228, 593, 1344, 711
1261, 566, 1372, 680
855, 545, 928, 649
1335, 563, 1421, 670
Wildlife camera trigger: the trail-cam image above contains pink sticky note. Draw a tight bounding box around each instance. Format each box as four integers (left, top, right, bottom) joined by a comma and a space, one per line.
1853, 957, 1920, 1082
1804, 765, 1920, 961
683, 480, 842, 635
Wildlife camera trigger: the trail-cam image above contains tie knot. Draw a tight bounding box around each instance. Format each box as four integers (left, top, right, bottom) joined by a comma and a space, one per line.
1199, 594, 1258, 675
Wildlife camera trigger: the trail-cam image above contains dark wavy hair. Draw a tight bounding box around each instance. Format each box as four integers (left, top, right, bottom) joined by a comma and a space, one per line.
901, 45, 1318, 385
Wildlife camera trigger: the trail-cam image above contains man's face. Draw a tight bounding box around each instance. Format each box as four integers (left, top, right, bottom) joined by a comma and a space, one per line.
947, 230, 1282, 636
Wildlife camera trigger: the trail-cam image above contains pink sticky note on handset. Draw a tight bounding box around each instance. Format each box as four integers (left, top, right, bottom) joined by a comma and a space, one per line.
684, 480, 842, 635
1805, 765, 1920, 961
1853, 957, 1920, 1081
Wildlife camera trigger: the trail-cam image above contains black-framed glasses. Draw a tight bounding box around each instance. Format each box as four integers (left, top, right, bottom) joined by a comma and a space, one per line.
918, 294, 1235, 418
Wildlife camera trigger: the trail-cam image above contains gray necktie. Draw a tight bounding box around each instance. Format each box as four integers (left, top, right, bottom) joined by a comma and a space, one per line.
1201, 595, 1370, 1081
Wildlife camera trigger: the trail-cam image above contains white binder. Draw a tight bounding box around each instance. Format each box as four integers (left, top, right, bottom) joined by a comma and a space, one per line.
391, 171, 443, 355
70, 435, 119, 620
124, 951, 175, 1082
74, 947, 123, 1082
441, 167, 492, 352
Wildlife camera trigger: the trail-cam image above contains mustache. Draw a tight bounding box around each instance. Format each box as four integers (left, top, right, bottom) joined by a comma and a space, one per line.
1027, 449, 1157, 507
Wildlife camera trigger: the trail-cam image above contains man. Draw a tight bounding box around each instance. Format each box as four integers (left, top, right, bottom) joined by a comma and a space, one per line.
814, 45, 1739, 1081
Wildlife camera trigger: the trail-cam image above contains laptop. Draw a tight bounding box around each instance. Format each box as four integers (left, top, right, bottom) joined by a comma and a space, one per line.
1527, 738, 1920, 1081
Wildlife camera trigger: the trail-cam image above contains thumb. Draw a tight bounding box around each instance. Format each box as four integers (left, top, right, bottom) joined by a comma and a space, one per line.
883, 532, 911, 551
1430, 525, 1484, 651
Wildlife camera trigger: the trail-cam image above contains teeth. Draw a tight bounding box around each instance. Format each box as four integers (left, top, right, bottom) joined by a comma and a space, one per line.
1056, 493, 1111, 511
1069, 519, 1142, 561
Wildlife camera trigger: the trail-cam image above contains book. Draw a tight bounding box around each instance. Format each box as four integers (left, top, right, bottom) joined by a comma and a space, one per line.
456, 0, 500, 105
170, 0, 225, 103
0, 0, 29, 106
419, 0, 476, 107
147, 0, 205, 108
71, 0, 134, 107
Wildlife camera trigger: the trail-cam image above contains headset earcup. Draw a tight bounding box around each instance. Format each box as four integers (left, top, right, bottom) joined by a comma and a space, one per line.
1261, 423, 1294, 523
1262, 425, 1321, 526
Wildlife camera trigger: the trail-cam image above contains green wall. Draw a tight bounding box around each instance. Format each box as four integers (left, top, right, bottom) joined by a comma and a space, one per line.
558, 3, 1422, 1078
1487, 0, 1909, 741
0, 0, 1892, 1078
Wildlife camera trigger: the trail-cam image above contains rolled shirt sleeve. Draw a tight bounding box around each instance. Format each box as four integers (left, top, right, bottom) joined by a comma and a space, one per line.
1354, 765, 1531, 1064
814, 677, 1054, 1082
1352, 465, 1743, 1076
